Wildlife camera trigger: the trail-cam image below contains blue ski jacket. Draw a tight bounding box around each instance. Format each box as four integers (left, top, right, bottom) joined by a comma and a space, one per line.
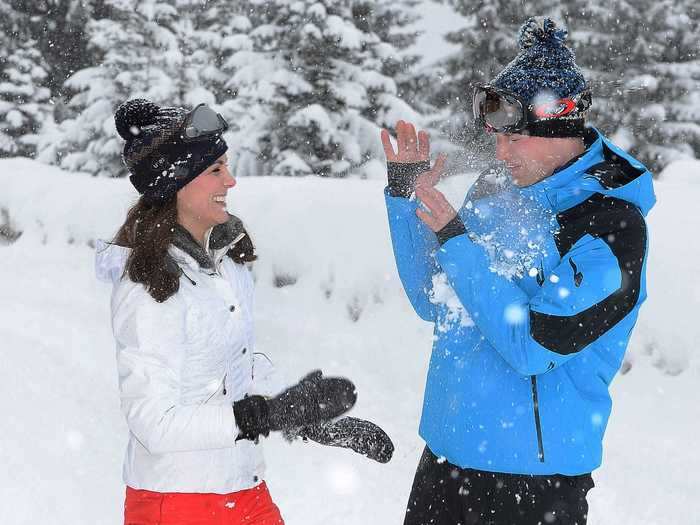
385, 128, 655, 475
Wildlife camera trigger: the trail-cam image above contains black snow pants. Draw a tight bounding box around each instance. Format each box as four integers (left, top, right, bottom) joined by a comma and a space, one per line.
403, 447, 594, 525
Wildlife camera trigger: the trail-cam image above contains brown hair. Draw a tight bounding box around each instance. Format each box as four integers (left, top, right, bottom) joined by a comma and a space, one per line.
113, 195, 256, 303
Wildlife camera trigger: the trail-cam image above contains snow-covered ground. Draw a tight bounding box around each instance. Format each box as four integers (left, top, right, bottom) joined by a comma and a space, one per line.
1, 157, 699, 524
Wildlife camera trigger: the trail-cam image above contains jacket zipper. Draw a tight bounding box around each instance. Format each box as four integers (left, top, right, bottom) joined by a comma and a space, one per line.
530, 375, 545, 462
203, 374, 227, 404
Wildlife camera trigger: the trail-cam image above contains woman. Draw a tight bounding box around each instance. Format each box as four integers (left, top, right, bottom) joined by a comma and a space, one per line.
96, 99, 393, 525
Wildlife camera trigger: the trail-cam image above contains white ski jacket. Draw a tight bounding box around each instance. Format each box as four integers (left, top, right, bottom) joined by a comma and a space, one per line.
95, 228, 277, 494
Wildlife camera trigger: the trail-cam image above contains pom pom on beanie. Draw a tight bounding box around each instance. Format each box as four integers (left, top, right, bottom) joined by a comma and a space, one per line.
114, 99, 161, 140
491, 17, 587, 104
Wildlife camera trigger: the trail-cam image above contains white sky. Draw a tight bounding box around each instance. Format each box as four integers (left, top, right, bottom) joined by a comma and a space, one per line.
406, 1, 468, 67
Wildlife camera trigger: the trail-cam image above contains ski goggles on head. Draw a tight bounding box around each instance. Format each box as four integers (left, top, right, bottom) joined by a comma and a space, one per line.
181, 103, 229, 142
473, 84, 528, 133
472, 84, 592, 136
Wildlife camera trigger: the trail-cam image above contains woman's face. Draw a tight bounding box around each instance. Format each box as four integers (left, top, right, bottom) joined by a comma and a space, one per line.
176, 154, 235, 242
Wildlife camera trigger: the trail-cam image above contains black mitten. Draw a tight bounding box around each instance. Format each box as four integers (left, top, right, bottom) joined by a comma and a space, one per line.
268, 370, 356, 432
233, 370, 356, 441
294, 417, 395, 463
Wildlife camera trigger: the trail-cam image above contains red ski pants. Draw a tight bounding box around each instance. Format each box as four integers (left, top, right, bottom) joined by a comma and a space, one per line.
124, 481, 284, 525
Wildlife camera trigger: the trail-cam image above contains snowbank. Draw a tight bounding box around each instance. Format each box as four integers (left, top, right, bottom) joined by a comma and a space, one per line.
0, 157, 404, 322
1, 158, 699, 524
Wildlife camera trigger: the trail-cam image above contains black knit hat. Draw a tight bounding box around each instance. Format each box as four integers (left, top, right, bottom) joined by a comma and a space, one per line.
114, 99, 228, 205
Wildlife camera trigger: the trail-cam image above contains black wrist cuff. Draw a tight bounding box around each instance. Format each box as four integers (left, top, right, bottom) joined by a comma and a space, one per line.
436, 215, 467, 245
387, 160, 431, 198
233, 395, 270, 441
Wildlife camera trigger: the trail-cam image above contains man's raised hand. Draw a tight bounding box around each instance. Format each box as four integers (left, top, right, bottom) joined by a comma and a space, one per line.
381, 121, 448, 197
381, 120, 429, 164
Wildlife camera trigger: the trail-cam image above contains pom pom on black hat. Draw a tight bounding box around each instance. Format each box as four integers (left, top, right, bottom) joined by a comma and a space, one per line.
517, 17, 568, 51
114, 98, 161, 140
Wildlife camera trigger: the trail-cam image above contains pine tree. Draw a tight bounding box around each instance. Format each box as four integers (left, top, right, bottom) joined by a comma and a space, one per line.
222, 0, 421, 178
567, 0, 700, 172
564, 1, 650, 147
0, 38, 51, 157
622, 0, 699, 171
354, 1, 422, 110
0, 5, 51, 157
37, 0, 229, 177
19, 0, 98, 101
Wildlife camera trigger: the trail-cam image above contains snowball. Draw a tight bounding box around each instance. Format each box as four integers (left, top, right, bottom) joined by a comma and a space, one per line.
504, 304, 527, 325
65, 429, 85, 451
325, 462, 359, 496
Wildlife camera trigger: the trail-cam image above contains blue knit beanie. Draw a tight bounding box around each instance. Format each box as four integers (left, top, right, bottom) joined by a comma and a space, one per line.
492, 17, 587, 105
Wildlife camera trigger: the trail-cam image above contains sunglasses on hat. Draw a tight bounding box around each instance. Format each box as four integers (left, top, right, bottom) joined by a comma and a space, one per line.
472, 84, 591, 134
181, 103, 229, 142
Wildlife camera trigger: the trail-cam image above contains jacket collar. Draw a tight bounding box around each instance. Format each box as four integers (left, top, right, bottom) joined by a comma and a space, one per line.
169, 214, 247, 274
521, 127, 655, 215
529, 128, 605, 212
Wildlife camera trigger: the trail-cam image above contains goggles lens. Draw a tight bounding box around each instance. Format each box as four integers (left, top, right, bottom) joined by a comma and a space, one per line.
183, 104, 229, 140
473, 87, 525, 132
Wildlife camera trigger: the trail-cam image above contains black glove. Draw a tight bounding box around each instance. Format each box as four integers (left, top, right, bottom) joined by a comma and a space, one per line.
232, 394, 270, 442
233, 370, 357, 441
387, 161, 431, 198
292, 417, 395, 464
435, 214, 467, 245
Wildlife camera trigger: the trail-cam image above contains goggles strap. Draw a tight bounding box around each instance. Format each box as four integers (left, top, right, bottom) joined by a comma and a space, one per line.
524, 118, 586, 138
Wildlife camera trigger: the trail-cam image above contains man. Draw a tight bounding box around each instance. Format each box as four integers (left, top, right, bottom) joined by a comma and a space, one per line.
381, 17, 655, 525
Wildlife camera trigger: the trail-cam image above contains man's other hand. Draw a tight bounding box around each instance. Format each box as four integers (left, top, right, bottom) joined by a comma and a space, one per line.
415, 185, 458, 233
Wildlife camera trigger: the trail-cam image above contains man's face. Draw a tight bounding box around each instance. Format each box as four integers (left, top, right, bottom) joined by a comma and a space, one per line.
495, 133, 571, 187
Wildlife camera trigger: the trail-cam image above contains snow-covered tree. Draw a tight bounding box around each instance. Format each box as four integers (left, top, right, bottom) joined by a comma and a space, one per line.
353, 1, 422, 109
19, 0, 98, 100
222, 0, 422, 178
642, 0, 700, 171
569, 0, 700, 172
0, 4, 52, 158
0, 38, 52, 157
37, 0, 230, 177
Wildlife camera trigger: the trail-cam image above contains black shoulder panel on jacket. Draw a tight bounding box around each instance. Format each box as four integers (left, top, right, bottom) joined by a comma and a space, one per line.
530, 194, 647, 355
583, 143, 646, 190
